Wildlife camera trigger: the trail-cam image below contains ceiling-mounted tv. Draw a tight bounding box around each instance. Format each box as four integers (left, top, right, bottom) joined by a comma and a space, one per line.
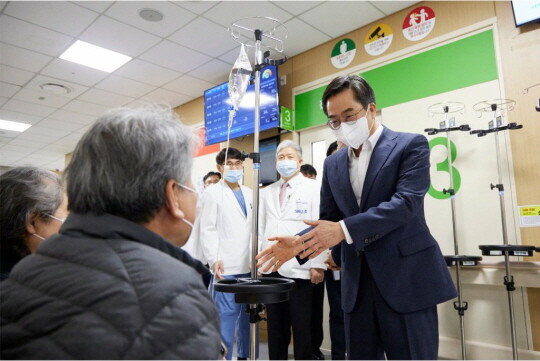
203, 65, 279, 146
511, 0, 540, 27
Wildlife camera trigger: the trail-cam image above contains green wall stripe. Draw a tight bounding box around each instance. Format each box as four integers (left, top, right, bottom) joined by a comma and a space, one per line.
294, 29, 498, 130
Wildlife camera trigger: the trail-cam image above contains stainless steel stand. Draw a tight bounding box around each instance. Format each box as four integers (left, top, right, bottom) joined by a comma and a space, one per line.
425, 102, 481, 360
471, 99, 530, 360
215, 17, 290, 361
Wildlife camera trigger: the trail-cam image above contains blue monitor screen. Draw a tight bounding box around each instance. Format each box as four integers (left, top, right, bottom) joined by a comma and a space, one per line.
204, 65, 279, 145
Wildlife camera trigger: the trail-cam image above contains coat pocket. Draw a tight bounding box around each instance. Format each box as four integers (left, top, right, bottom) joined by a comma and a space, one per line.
397, 232, 436, 256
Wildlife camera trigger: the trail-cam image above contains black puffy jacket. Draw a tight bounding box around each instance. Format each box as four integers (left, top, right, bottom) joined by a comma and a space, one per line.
0, 213, 221, 359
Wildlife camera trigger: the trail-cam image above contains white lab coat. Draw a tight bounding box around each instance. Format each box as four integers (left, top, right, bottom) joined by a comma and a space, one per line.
199, 180, 252, 275
259, 173, 327, 279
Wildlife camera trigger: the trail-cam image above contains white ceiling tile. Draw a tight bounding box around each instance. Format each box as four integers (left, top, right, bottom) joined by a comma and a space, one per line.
163, 75, 215, 98
26, 75, 89, 99
106, 1, 197, 38
174, 1, 217, 15
7, 137, 50, 149
300, 2, 385, 38
1, 144, 37, 156
0, 15, 74, 57
0, 136, 11, 144
54, 137, 80, 148
41, 143, 74, 154
282, 18, 331, 57
71, 124, 92, 135
0, 82, 21, 98
36, 118, 88, 132
140, 40, 212, 73
141, 89, 193, 108
218, 47, 242, 65
4, 1, 99, 36
14, 131, 62, 143
3, 99, 56, 117
12, 158, 47, 167
62, 100, 110, 117
272, 1, 322, 15
0, 43, 53, 73
12, 88, 72, 108
73, 1, 114, 13
77, 88, 134, 107
0, 97, 7, 107
188, 59, 231, 84
370, 1, 418, 16
0, 128, 22, 139
41, 58, 109, 87
48, 109, 96, 125
63, 132, 85, 141
0, 65, 35, 86
79, 16, 161, 57
23, 125, 72, 139
0, 109, 43, 125
203, 2, 294, 27
94, 75, 156, 98
115, 59, 181, 87
169, 18, 237, 57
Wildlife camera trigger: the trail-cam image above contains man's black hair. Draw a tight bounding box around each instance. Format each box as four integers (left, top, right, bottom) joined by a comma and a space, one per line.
215, 147, 243, 165
326, 141, 338, 157
321, 75, 376, 116
300, 164, 317, 177
203, 171, 221, 183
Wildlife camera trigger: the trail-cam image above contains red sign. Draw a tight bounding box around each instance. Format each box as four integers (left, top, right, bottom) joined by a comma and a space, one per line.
194, 128, 220, 157
402, 6, 436, 41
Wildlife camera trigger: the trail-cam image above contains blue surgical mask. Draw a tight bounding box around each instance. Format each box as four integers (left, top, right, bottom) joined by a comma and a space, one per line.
224, 169, 243, 183
276, 159, 298, 178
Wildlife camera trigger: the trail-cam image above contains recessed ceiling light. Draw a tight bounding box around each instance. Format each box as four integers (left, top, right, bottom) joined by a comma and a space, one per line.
59, 40, 132, 73
139, 8, 164, 22
0, 119, 32, 132
40, 83, 71, 95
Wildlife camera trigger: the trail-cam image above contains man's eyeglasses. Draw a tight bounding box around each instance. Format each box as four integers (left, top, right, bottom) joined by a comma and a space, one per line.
176, 182, 197, 194
327, 107, 365, 130
46, 214, 66, 223
225, 160, 243, 169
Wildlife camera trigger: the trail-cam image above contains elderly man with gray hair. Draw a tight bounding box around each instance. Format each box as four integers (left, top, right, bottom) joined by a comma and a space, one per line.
258, 140, 326, 360
0, 106, 221, 359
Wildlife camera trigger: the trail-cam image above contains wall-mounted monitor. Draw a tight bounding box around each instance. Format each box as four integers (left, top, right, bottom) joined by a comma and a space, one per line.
511, 0, 540, 27
204, 65, 280, 146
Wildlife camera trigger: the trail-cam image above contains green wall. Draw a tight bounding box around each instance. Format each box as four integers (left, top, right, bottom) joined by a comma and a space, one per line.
294, 29, 498, 130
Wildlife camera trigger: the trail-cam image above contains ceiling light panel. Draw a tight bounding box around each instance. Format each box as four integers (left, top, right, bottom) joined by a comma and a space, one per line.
60, 40, 132, 73
0, 119, 32, 132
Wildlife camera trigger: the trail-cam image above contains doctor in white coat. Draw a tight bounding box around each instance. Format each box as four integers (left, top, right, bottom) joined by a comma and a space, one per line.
199, 148, 252, 360
259, 140, 327, 360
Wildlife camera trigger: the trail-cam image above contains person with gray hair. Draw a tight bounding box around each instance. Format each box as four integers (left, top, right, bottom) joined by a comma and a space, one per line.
258, 140, 326, 360
0, 106, 222, 360
0, 167, 67, 280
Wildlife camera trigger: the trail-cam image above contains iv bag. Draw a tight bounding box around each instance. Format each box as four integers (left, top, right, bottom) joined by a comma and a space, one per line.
228, 44, 252, 111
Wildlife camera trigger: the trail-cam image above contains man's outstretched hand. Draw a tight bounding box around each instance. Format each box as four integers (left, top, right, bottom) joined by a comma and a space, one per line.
296, 220, 344, 259
256, 235, 302, 273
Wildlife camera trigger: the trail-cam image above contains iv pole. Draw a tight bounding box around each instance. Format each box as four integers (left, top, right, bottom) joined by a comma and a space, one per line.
424, 102, 481, 360
214, 17, 293, 361
470, 99, 533, 360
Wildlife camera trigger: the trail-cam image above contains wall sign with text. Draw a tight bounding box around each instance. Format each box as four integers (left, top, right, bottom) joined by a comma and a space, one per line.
402, 6, 436, 41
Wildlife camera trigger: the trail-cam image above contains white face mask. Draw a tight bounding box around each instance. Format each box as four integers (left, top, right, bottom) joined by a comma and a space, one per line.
276, 159, 298, 178
333, 115, 370, 149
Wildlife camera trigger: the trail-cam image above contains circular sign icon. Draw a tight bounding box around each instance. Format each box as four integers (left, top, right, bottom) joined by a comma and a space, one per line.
364, 23, 393, 56
402, 6, 436, 41
331, 38, 356, 69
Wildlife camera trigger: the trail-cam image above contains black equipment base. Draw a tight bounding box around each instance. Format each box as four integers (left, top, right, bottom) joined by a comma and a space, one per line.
444, 255, 483, 266
214, 277, 296, 304
479, 244, 535, 257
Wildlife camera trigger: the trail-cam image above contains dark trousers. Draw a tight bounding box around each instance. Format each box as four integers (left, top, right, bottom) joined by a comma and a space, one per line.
325, 270, 346, 360
265, 273, 313, 360
344, 256, 439, 360
310, 281, 324, 353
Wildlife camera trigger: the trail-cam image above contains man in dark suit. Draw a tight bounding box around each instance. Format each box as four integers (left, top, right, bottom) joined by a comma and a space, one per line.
257, 75, 457, 360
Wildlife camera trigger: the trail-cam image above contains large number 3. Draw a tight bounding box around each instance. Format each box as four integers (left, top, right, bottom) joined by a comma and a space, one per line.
428, 137, 461, 200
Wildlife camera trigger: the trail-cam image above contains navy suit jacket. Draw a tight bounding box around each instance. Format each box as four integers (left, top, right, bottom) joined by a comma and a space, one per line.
322, 127, 456, 314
